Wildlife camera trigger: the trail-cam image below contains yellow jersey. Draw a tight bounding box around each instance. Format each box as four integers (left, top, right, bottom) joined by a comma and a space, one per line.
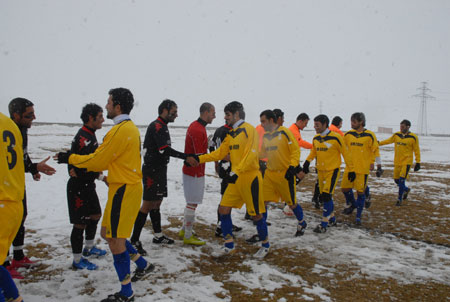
343, 129, 379, 174
379, 131, 420, 166
261, 126, 300, 171
199, 122, 259, 174
306, 130, 353, 171
69, 120, 142, 185
0, 112, 25, 202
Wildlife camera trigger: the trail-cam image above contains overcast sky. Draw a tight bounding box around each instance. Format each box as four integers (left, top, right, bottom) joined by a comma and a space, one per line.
1, 0, 449, 134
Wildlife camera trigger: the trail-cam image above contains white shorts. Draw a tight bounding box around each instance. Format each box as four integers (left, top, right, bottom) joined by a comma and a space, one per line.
182, 174, 205, 204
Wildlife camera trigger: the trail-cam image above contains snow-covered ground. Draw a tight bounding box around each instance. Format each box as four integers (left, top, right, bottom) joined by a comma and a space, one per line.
13, 124, 450, 301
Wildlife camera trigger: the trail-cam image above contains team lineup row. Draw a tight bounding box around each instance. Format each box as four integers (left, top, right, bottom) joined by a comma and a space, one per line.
0, 88, 421, 302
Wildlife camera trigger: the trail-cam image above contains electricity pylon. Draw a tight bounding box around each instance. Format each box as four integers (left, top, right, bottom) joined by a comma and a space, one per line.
413, 82, 435, 136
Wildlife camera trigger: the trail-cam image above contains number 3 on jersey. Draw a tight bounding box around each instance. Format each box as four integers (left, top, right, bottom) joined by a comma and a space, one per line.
3, 130, 17, 169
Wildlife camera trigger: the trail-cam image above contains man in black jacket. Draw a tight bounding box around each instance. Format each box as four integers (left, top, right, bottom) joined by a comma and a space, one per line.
6, 98, 55, 278
130, 99, 188, 255
67, 103, 108, 270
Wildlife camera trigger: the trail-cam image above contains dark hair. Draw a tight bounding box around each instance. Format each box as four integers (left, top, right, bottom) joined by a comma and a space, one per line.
199, 102, 214, 114
260, 109, 276, 122
351, 112, 366, 127
224, 101, 245, 120
401, 119, 411, 127
314, 114, 329, 127
331, 116, 343, 126
80, 103, 103, 124
296, 113, 309, 121
8, 97, 34, 118
158, 99, 177, 115
273, 109, 284, 120
108, 88, 134, 114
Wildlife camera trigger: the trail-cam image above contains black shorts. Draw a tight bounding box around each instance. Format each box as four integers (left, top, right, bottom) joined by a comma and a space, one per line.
67, 178, 101, 225
142, 164, 167, 201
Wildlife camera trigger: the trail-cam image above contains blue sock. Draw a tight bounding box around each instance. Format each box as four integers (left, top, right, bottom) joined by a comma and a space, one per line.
365, 186, 370, 197
322, 200, 334, 228
356, 194, 366, 219
125, 240, 147, 269
0, 265, 20, 301
344, 190, 356, 207
398, 177, 406, 200
256, 218, 270, 248
113, 251, 133, 298
220, 214, 234, 249
292, 204, 305, 226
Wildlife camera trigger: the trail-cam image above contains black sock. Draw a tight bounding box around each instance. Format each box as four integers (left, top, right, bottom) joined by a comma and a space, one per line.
71, 227, 84, 254
85, 219, 99, 241
149, 209, 162, 234
131, 211, 147, 242
12, 224, 25, 261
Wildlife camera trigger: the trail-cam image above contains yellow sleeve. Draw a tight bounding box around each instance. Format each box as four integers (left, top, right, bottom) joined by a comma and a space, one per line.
69, 125, 124, 172
286, 130, 300, 167
305, 138, 316, 163
379, 134, 395, 146
414, 135, 421, 163
199, 134, 230, 164
339, 136, 354, 171
234, 125, 259, 174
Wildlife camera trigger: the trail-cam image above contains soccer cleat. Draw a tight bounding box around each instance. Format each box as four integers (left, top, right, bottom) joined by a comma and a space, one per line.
314, 199, 321, 209
6, 265, 24, 279
396, 200, 402, 206
214, 227, 222, 237
313, 225, 327, 233
246, 234, 261, 244
72, 257, 98, 270
295, 222, 307, 237
342, 206, 355, 215
232, 225, 243, 232
153, 235, 174, 244
403, 188, 411, 200
131, 241, 147, 256
131, 263, 155, 282
329, 219, 337, 227
355, 218, 362, 226
178, 229, 185, 239
82, 246, 107, 257
254, 246, 270, 259
365, 194, 372, 209
183, 235, 206, 246
213, 246, 236, 257
101, 292, 135, 302
11, 256, 38, 269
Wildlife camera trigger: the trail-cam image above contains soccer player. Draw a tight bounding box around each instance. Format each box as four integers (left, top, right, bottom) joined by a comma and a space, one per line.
179, 103, 216, 246
302, 114, 354, 233
209, 123, 242, 237
55, 88, 154, 302
130, 99, 187, 255
1, 112, 25, 302
341, 113, 382, 225
67, 103, 108, 270
273, 108, 285, 126
6, 98, 56, 278
186, 102, 270, 258
257, 110, 307, 237
288, 113, 313, 150
379, 119, 421, 206
329, 116, 344, 137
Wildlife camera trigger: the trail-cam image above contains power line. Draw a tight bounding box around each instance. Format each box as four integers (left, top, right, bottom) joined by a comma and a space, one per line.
413, 82, 435, 136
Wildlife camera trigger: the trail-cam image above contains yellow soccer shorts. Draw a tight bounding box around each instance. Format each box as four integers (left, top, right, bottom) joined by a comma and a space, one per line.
0, 200, 23, 264
394, 164, 411, 180
220, 169, 265, 216
317, 168, 340, 195
102, 182, 143, 239
263, 169, 296, 205
341, 170, 368, 193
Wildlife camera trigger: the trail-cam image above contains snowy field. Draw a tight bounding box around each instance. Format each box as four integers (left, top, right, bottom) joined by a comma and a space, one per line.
13, 124, 450, 301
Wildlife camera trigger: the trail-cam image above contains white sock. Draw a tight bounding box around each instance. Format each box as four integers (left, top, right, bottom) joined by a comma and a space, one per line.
73, 253, 82, 263
85, 240, 94, 250
184, 206, 196, 239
